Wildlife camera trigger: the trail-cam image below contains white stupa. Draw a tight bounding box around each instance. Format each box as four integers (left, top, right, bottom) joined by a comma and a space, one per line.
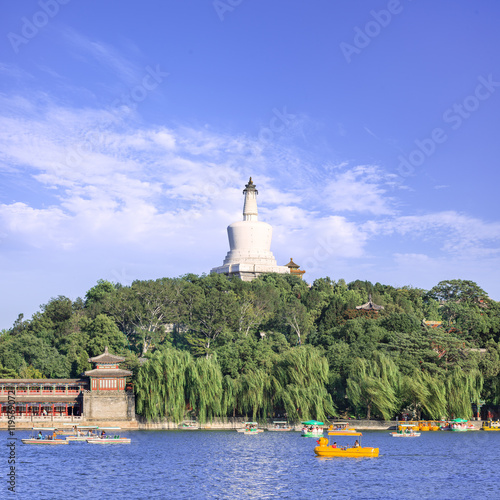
210, 177, 290, 281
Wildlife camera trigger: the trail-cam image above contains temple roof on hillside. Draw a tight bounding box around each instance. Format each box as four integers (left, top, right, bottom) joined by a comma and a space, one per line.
285, 258, 300, 269
356, 294, 384, 311
88, 346, 125, 364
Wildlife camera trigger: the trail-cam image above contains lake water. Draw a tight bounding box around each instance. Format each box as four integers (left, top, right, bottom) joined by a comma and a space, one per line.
4, 429, 500, 499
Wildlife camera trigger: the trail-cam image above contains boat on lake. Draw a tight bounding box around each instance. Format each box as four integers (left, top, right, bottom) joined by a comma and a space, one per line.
22, 438, 69, 445
449, 419, 468, 432
66, 435, 91, 442
87, 436, 131, 444
268, 420, 292, 431
390, 424, 421, 437
481, 420, 500, 431
237, 422, 264, 434
314, 432, 379, 458
22, 428, 69, 445
301, 420, 324, 437
179, 420, 199, 430
327, 421, 357, 435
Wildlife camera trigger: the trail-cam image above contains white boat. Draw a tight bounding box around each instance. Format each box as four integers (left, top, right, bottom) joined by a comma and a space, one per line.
268, 421, 292, 431
237, 422, 263, 434
22, 428, 69, 445
87, 437, 131, 444
179, 420, 199, 430
390, 431, 421, 437
66, 435, 95, 442
22, 438, 69, 445
390, 424, 421, 437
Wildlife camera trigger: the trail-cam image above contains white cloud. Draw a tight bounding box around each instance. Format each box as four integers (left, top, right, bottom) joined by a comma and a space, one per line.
366, 212, 500, 258
61, 28, 142, 84
322, 165, 396, 215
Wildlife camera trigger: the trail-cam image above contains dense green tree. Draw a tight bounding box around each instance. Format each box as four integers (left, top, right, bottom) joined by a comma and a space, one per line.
427, 279, 487, 305
80, 314, 128, 357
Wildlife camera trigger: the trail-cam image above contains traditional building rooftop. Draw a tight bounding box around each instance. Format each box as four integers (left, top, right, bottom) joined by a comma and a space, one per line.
285, 258, 306, 279
356, 294, 384, 311
88, 346, 126, 364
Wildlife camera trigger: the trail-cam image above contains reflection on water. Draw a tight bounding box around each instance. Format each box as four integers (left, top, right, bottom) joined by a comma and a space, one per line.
8, 430, 500, 499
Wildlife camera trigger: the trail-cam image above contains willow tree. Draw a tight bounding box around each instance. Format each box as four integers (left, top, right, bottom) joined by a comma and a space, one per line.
135, 348, 192, 421
222, 374, 241, 418
185, 355, 223, 424
272, 346, 337, 422
346, 352, 399, 420
401, 370, 447, 420
237, 369, 276, 421
445, 367, 483, 418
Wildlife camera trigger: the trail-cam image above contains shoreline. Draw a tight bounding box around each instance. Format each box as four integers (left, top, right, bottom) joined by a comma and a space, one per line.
0, 418, 484, 431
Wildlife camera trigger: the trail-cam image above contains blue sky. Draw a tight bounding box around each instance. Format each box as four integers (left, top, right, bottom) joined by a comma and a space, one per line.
1, 0, 500, 328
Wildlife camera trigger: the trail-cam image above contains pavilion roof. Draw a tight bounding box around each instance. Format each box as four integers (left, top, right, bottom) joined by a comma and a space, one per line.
285, 258, 300, 269
88, 346, 126, 364
356, 294, 384, 311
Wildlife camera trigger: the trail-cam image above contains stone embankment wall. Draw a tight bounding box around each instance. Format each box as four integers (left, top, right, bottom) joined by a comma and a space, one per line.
83, 391, 136, 421
137, 418, 484, 431
2, 418, 483, 431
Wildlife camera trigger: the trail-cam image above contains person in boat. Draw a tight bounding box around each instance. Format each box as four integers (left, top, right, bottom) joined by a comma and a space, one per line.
331, 442, 337, 448
37, 431, 43, 440
354, 439, 360, 447
101, 430, 106, 438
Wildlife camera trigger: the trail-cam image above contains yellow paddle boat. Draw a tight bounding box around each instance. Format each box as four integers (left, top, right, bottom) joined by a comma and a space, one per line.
398, 420, 421, 432
418, 421, 430, 432
482, 420, 500, 431
327, 421, 357, 436
428, 421, 440, 431
314, 432, 379, 458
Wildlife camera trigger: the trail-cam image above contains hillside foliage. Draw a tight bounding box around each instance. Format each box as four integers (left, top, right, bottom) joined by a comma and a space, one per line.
2, 275, 499, 421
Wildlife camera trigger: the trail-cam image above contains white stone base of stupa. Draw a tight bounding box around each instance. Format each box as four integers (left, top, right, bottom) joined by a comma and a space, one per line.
210, 262, 290, 282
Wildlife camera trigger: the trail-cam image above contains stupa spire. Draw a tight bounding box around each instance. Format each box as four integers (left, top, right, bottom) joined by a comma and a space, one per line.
242, 177, 258, 221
